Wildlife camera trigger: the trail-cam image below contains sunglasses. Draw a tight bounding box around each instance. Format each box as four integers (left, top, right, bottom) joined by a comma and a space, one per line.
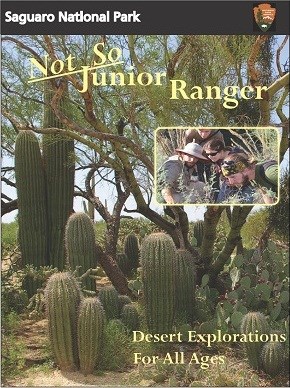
221, 160, 235, 166
206, 151, 219, 156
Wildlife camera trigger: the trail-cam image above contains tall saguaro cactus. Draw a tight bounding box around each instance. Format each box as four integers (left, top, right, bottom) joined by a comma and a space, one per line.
175, 249, 196, 322
42, 83, 75, 269
14, 130, 49, 295
44, 272, 82, 371
140, 232, 176, 334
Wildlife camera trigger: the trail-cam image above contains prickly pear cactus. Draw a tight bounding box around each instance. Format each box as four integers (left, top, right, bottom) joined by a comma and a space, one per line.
175, 249, 196, 322
140, 232, 176, 334
121, 303, 140, 332
44, 272, 82, 371
261, 341, 285, 377
65, 212, 97, 291
78, 297, 106, 375
98, 285, 120, 320
240, 311, 270, 370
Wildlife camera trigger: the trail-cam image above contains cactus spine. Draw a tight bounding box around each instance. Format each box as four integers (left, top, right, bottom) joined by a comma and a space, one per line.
240, 311, 270, 370
15, 130, 48, 295
78, 297, 106, 375
124, 233, 140, 271
65, 212, 97, 291
42, 84, 74, 269
193, 221, 204, 247
140, 232, 176, 334
261, 341, 285, 376
98, 286, 120, 320
175, 249, 196, 321
121, 304, 140, 332
44, 272, 82, 371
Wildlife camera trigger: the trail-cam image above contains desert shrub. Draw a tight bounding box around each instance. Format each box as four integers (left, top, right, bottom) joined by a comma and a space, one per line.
119, 218, 161, 243
1, 312, 25, 380
1, 257, 28, 316
99, 319, 133, 371
1, 221, 18, 245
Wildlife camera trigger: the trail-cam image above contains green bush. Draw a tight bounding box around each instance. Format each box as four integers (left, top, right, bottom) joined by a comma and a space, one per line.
1, 221, 18, 250
1, 312, 25, 380
99, 319, 132, 371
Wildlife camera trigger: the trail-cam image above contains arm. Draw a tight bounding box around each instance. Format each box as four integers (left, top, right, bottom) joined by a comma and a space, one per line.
161, 188, 176, 204
259, 187, 277, 204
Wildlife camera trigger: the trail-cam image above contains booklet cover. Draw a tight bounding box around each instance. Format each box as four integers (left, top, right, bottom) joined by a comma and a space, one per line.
1, 1, 289, 387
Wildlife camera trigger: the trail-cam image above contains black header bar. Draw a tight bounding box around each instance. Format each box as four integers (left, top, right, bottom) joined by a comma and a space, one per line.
1, 1, 289, 35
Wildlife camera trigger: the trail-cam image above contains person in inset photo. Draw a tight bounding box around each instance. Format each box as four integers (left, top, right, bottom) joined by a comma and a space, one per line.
184, 128, 225, 184
185, 128, 224, 146
219, 153, 278, 204
157, 143, 208, 205
203, 139, 249, 202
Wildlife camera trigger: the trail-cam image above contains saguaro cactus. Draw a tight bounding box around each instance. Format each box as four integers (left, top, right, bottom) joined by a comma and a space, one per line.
44, 272, 82, 371
261, 341, 285, 377
78, 297, 106, 375
98, 285, 120, 320
65, 212, 97, 291
14, 130, 48, 295
42, 83, 74, 269
121, 303, 140, 332
175, 249, 196, 322
124, 233, 140, 271
140, 232, 176, 334
116, 253, 131, 277
192, 220, 204, 247
240, 311, 270, 370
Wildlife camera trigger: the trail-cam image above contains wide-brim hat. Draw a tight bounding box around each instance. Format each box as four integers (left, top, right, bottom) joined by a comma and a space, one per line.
175, 143, 208, 160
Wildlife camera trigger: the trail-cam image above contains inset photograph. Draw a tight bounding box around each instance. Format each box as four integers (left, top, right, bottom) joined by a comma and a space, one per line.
154, 127, 279, 206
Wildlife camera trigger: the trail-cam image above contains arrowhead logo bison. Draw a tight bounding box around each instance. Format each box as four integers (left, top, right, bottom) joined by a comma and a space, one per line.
253, 3, 276, 32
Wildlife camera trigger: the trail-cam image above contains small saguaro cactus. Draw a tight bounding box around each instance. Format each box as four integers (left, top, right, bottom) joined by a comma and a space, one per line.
98, 285, 120, 320
78, 297, 106, 375
116, 253, 131, 277
121, 303, 140, 332
175, 249, 196, 322
124, 233, 140, 271
140, 232, 176, 334
240, 311, 270, 370
44, 272, 82, 371
261, 341, 285, 377
65, 212, 97, 291
118, 295, 132, 310
192, 220, 204, 247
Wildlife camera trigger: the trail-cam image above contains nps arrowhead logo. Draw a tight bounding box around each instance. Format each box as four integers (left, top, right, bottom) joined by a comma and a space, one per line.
253, 3, 276, 32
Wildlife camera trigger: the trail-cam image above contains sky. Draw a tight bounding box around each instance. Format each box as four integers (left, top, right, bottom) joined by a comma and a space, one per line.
1, 35, 289, 224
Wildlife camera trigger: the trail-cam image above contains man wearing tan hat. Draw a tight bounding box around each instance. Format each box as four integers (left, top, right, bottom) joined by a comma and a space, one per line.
157, 143, 208, 204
